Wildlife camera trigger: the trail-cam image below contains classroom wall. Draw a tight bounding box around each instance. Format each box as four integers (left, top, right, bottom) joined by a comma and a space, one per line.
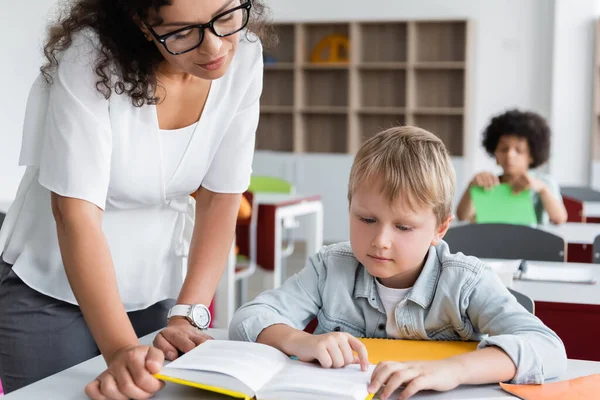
0, 0, 57, 204
549, 0, 596, 186
255, 0, 557, 241
0, 0, 596, 243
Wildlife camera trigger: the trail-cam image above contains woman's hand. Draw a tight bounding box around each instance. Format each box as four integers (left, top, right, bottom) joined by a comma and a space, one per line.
153, 318, 213, 361
85, 345, 165, 400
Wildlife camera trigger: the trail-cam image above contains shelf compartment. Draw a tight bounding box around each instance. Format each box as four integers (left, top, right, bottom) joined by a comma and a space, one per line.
415, 21, 466, 62
264, 24, 295, 64
359, 113, 406, 142
413, 114, 463, 156
414, 70, 464, 108
360, 70, 406, 108
262, 70, 294, 107
256, 114, 294, 152
304, 23, 351, 65
359, 23, 408, 63
303, 114, 348, 153
304, 70, 349, 107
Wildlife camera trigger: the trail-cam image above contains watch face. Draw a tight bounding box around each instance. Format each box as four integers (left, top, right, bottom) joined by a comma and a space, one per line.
192, 305, 210, 329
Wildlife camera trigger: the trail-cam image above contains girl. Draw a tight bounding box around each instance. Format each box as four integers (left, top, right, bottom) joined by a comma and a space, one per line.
457, 109, 567, 224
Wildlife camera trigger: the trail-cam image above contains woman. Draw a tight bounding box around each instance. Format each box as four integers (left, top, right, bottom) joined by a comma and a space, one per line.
0, 0, 271, 398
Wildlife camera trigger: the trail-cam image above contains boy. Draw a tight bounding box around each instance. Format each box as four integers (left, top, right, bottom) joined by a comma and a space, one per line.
229, 126, 567, 400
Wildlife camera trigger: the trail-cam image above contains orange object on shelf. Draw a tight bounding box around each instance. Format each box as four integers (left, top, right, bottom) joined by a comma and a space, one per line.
310, 34, 350, 64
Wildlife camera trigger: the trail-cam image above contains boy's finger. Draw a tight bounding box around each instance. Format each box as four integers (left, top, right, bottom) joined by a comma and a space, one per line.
399, 376, 428, 400
368, 362, 399, 393
348, 336, 370, 371
381, 369, 419, 400
316, 349, 333, 369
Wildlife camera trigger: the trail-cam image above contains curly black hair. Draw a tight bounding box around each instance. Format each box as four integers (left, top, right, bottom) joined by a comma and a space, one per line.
482, 109, 551, 169
41, 0, 274, 107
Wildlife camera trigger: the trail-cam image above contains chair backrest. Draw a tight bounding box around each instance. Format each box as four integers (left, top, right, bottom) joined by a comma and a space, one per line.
444, 223, 565, 262
593, 235, 600, 264
508, 288, 535, 314
562, 195, 584, 223
561, 186, 600, 202
248, 176, 293, 194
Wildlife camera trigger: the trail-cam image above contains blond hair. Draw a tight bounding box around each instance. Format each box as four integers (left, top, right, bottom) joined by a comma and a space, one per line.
348, 126, 456, 224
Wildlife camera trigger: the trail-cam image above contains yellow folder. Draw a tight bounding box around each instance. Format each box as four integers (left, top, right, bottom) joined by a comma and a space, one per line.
359, 338, 478, 364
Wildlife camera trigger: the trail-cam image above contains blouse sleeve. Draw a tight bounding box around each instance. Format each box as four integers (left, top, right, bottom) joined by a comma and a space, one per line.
37, 32, 112, 210
201, 41, 263, 194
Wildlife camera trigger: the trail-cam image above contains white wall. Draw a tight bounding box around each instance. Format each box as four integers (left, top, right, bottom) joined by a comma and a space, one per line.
259, 0, 556, 241
267, 0, 555, 183
0, 0, 57, 203
549, 0, 596, 186
1, 0, 596, 242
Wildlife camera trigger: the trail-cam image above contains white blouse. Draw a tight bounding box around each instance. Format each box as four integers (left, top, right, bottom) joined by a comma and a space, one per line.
160, 122, 198, 183
0, 30, 263, 311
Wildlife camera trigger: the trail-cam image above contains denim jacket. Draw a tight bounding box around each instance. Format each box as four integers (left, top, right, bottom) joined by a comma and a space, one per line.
229, 241, 567, 384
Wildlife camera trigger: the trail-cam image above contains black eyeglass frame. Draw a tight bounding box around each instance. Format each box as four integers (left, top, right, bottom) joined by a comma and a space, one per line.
146, 0, 252, 55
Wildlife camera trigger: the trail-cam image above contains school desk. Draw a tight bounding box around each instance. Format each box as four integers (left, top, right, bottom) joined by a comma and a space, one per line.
493, 260, 600, 361
537, 223, 600, 263
4, 329, 600, 400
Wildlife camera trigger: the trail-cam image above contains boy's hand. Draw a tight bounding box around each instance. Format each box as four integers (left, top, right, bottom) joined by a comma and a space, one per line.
289, 332, 370, 371
368, 359, 463, 400
471, 172, 499, 190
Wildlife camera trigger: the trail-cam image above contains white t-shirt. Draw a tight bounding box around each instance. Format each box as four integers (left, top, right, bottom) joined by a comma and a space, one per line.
375, 279, 411, 338
0, 30, 263, 311
160, 122, 198, 183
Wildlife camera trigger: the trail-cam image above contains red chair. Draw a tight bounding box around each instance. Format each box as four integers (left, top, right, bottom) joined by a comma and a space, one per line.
562, 195, 584, 223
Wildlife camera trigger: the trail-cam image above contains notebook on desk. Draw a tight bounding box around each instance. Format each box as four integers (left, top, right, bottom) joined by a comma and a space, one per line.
156, 340, 375, 400
517, 263, 596, 284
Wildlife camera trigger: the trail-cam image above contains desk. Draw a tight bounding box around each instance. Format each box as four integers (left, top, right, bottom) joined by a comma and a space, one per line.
489, 260, 600, 361
5, 329, 600, 400
537, 223, 600, 262
538, 222, 600, 245
561, 186, 600, 219
252, 193, 323, 288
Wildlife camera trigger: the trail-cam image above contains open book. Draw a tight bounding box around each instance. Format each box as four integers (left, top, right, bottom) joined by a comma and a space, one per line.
156, 340, 375, 400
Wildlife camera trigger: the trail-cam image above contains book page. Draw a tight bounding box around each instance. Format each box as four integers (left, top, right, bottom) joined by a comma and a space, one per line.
161, 340, 290, 394
258, 362, 375, 400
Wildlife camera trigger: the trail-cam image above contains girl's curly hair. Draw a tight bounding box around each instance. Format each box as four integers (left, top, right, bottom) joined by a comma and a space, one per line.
41, 0, 273, 107
482, 109, 551, 169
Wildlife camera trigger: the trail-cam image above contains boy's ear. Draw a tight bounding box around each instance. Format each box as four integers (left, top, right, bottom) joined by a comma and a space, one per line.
431, 214, 454, 246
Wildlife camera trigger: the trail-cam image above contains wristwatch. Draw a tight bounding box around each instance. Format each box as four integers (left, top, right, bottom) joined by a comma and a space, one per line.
167, 304, 211, 330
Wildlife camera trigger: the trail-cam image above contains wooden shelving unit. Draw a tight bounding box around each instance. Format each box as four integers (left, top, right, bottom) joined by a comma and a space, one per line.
257, 20, 471, 155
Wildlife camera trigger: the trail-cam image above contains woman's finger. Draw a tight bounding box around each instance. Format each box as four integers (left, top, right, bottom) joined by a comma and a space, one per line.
126, 348, 164, 394
84, 378, 109, 400
98, 372, 129, 400
153, 332, 179, 361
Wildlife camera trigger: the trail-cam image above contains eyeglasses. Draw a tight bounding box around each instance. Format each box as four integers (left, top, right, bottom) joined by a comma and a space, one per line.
147, 0, 252, 55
